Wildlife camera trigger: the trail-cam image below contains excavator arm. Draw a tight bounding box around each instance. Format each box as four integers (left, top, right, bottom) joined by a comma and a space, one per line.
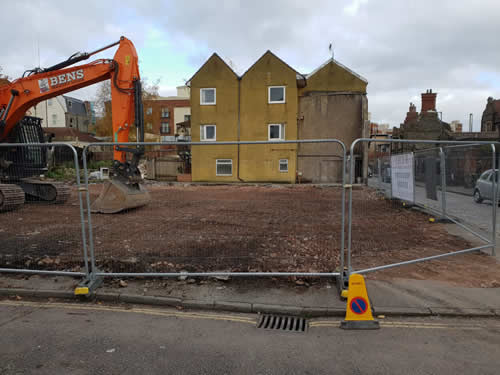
0, 36, 150, 213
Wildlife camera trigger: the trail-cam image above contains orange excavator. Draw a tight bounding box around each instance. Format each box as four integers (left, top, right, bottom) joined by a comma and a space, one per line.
0, 36, 150, 213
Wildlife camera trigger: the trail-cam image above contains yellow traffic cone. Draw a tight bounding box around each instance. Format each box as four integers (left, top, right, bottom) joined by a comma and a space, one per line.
341, 274, 380, 329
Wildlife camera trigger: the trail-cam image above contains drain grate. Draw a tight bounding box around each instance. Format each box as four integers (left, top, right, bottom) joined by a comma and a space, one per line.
257, 314, 308, 333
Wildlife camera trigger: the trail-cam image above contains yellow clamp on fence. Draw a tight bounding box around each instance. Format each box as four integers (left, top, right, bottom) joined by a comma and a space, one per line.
74, 287, 90, 296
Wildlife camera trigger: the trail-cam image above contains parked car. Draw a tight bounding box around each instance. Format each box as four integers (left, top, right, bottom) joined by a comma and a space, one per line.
473, 169, 499, 204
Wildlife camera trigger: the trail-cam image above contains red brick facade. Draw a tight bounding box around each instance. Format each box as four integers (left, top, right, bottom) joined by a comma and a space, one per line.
421, 89, 437, 113
143, 98, 190, 136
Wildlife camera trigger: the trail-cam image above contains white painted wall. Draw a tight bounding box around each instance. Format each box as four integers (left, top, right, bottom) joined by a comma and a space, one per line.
29, 96, 67, 127
176, 86, 190, 98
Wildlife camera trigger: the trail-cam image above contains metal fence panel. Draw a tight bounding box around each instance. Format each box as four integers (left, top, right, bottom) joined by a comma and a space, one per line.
348, 138, 497, 283
83, 140, 346, 280
0, 143, 89, 277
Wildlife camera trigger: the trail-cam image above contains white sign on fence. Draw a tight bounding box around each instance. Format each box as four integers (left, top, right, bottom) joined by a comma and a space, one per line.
391, 153, 414, 202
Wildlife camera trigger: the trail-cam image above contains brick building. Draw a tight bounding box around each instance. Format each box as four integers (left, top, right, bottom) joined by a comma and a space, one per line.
142, 86, 190, 142
392, 89, 452, 153
481, 97, 500, 133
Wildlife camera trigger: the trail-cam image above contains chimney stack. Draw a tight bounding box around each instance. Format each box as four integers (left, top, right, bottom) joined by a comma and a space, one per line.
421, 89, 437, 113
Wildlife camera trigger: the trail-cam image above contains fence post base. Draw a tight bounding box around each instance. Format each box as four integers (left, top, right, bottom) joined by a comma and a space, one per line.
337, 269, 349, 299
74, 271, 103, 296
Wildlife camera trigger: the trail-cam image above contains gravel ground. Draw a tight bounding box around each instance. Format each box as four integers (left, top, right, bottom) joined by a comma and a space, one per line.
0, 184, 498, 287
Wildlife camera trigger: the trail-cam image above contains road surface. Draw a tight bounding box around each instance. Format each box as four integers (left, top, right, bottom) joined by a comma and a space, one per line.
1, 299, 499, 374
368, 178, 497, 238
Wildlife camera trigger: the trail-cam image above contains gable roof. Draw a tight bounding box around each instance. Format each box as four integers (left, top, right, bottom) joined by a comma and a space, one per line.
186, 52, 239, 84
240, 50, 305, 80
307, 58, 367, 83
63, 95, 87, 116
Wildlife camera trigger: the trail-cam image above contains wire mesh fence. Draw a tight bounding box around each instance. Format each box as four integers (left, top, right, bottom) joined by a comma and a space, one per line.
442, 144, 497, 238
0, 143, 88, 276
4, 137, 496, 289
349, 139, 496, 280
83, 140, 347, 277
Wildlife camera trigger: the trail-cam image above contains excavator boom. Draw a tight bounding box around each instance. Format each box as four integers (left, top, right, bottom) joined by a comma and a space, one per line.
0, 36, 150, 213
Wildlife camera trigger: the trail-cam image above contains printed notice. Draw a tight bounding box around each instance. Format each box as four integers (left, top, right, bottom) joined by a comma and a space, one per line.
391, 153, 414, 202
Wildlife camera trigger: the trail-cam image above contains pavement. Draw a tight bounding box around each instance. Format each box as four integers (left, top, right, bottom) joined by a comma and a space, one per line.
1, 299, 500, 374
1, 274, 499, 317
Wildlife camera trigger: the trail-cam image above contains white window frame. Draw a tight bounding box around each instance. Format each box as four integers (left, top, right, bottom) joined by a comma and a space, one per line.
268, 86, 286, 104
146, 107, 153, 115
200, 124, 216, 141
200, 88, 216, 105
279, 159, 289, 173
268, 123, 285, 141
161, 122, 170, 133
216, 159, 233, 176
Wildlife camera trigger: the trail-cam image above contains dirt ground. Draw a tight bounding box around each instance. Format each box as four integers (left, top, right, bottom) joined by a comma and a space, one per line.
0, 184, 499, 287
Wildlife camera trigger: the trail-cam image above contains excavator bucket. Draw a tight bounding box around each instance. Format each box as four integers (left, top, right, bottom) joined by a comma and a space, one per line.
90, 179, 150, 214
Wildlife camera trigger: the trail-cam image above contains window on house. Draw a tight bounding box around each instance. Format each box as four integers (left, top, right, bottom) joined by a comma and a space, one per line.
200, 125, 216, 141
146, 122, 152, 131
52, 114, 57, 125
216, 159, 232, 176
146, 107, 152, 115
200, 88, 216, 105
161, 108, 169, 118
268, 124, 285, 140
69, 118, 73, 127
184, 114, 191, 121
268, 86, 285, 104
47, 99, 53, 106
68, 101, 72, 108
161, 122, 170, 133
279, 159, 289, 173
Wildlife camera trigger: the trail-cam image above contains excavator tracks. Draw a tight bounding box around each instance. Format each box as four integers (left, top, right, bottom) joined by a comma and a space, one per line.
50, 182, 71, 204
0, 184, 25, 212
20, 179, 71, 204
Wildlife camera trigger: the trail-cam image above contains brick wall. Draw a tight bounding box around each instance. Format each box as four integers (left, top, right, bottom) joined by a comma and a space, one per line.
143, 99, 190, 136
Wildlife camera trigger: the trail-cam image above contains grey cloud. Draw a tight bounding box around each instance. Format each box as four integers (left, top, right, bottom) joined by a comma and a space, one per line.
2, 0, 500, 127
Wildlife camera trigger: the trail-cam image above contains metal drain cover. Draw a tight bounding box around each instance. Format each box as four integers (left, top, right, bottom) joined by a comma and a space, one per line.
257, 314, 308, 333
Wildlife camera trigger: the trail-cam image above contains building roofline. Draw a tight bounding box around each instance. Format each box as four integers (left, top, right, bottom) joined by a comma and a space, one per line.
307, 58, 368, 83
186, 52, 239, 84
240, 50, 304, 80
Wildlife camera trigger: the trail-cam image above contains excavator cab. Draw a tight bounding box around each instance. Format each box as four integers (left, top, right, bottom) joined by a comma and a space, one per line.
0, 36, 150, 214
0, 116, 69, 212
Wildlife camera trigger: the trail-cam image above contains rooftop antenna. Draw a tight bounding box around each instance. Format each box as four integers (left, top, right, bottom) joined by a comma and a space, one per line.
329, 42, 334, 60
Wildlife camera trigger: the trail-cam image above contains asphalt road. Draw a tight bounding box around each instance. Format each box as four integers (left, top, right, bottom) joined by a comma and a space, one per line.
1, 300, 500, 374
368, 178, 497, 237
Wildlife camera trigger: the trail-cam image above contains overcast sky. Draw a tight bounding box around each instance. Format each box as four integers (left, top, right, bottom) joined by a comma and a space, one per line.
2, 0, 499, 130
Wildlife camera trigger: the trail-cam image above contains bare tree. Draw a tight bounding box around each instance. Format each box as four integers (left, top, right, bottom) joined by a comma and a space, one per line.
94, 77, 161, 137
0, 66, 10, 86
